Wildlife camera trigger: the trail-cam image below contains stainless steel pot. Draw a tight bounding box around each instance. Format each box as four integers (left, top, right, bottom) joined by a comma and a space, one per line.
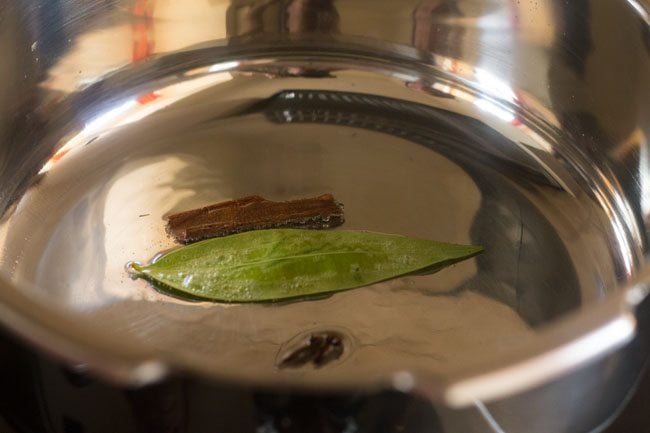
0, 0, 649, 432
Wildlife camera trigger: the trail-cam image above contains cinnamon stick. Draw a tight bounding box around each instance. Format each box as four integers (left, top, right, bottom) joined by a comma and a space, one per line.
166, 194, 345, 243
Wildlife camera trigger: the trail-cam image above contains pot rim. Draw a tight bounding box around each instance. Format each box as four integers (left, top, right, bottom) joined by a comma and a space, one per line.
0, 268, 646, 408
1, 0, 648, 408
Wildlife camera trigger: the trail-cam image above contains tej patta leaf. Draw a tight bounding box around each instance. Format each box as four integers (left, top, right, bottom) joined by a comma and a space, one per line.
131, 229, 483, 302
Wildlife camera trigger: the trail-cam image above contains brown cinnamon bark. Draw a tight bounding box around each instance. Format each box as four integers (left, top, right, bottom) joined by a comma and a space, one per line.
166, 194, 345, 243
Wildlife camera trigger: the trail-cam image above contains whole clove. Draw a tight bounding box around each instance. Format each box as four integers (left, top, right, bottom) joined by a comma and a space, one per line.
278, 332, 345, 369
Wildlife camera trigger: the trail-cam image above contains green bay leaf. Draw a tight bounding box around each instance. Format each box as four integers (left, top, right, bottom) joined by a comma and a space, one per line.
131, 229, 483, 303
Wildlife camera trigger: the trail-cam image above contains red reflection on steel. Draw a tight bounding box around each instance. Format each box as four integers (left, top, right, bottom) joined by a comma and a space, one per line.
132, 0, 156, 62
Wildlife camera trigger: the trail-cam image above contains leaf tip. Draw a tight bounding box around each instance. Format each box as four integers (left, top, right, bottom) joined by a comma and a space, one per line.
125, 260, 145, 278
442, 243, 484, 259
471, 244, 485, 254
462, 244, 484, 260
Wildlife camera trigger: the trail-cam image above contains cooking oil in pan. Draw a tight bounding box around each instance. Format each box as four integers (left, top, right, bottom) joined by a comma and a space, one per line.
0, 51, 639, 382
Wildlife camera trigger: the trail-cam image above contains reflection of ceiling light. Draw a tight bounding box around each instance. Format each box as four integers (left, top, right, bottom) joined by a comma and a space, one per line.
208, 61, 239, 73
626, 0, 649, 24
474, 98, 515, 123
39, 72, 233, 174
392, 72, 418, 82
84, 99, 138, 134
592, 174, 635, 277
432, 82, 474, 102
432, 82, 452, 94
440, 58, 455, 72
641, 140, 649, 219
475, 67, 516, 102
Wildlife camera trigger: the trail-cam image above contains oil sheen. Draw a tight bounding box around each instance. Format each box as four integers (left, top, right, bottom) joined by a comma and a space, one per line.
0, 51, 635, 383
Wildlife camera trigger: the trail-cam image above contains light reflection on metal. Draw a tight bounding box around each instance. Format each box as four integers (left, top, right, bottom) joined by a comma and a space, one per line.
641, 136, 650, 222
474, 399, 507, 433
38, 99, 137, 174
444, 313, 636, 407
39, 72, 233, 174
430, 77, 570, 193
474, 67, 516, 103
474, 98, 515, 123
626, 0, 649, 24
209, 61, 240, 73
592, 171, 641, 278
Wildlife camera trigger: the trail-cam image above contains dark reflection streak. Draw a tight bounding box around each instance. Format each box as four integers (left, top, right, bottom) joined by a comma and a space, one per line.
412, 0, 464, 57
232, 0, 276, 37
408, 0, 465, 98
551, 0, 593, 79
643, 16, 650, 53
225, 0, 339, 78
285, 0, 339, 34
225, 0, 338, 40
253, 89, 560, 189
514, 204, 524, 297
